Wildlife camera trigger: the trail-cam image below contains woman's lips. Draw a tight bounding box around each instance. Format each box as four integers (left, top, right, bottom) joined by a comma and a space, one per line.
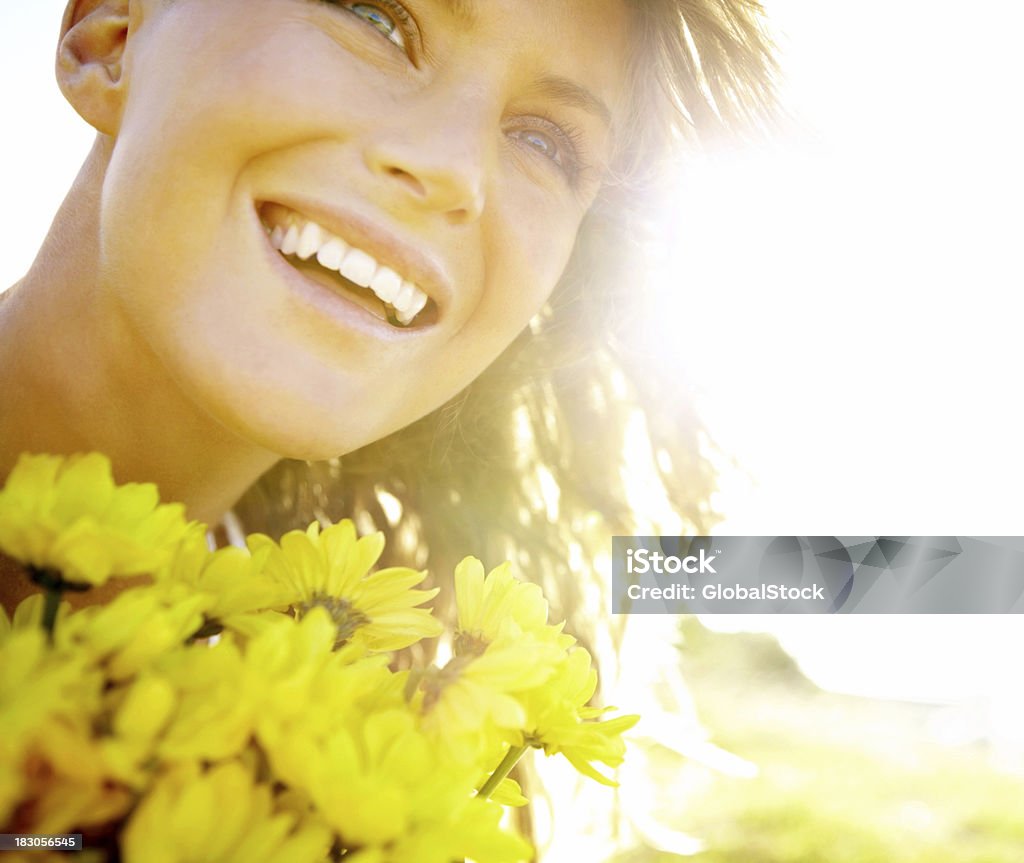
258, 202, 438, 328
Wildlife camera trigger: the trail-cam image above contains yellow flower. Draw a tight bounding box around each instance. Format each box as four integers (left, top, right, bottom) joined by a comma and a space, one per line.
446, 560, 639, 785
0, 453, 191, 587
418, 634, 562, 763
23, 717, 135, 835
159, 528, 297, 633
454, 557, 574, 650
292, 708, 531, 863
0, 626, 106, 827
251, 520, 442, 652
517, 647, 640, 786
0, 452, 636, 859
153, 610, 374, 768
256, 624, 403, 755
98, 673, 178, 787
121, 761, 332, 863
379, 797, 532, 863
417, 558, 570, 761
147, 637, 254, 764
0, 625, 99, 751
58, 584, 209, 681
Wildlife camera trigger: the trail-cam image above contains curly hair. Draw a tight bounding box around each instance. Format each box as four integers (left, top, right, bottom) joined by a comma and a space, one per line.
234, 0, 779, 649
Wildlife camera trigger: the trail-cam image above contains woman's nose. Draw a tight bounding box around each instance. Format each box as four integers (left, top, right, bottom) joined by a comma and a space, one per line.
363, 93, 490, 224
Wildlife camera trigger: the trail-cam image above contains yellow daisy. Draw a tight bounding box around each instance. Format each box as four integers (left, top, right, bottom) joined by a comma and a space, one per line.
251, 520, 442, 652
159, 528, 297, 635
292, 708, 531, 863
517, 647, 640, 786
0, 620, 123, 834
0, 453, 191, 588
417, 558, 569, 762
58, 584, 209, 682
454, 557, 574, 650
121, 761, 332, 863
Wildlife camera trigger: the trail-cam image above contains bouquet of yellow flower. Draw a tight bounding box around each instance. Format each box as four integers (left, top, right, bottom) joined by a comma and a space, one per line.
0, 453, 637, 863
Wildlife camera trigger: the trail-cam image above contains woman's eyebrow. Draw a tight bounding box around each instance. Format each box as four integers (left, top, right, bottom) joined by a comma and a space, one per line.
535, 74, 613, 130
437, 0, 477, 26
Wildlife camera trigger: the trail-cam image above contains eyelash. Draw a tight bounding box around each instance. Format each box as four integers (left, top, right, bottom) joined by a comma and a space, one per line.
319, 0, 417, 53
511, 113, 589, 186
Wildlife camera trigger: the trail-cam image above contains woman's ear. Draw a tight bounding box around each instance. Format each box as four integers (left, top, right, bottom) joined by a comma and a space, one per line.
56, 0, 133, 135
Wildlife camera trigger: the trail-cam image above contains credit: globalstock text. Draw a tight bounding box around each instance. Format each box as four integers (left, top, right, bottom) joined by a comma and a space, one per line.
625, 582, 826, 601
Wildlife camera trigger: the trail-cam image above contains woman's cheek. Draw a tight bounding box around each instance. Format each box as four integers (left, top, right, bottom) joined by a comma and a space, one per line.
489, 185, 582, 323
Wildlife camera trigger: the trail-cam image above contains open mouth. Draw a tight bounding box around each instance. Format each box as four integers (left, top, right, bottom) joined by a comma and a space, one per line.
258, 202, 437, 329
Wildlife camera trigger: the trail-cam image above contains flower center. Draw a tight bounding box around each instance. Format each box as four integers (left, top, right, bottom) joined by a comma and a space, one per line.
420, 631, 491, 712
453, 631, 489, 658
299, 595, 370, 649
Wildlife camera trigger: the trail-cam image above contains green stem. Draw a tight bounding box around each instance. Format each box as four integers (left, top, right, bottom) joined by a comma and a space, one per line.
41, 586, 62, 641
477, 744, 528, 800
26, 566, 88, 641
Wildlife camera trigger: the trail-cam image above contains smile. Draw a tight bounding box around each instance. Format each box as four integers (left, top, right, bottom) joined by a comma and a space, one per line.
259, 203, 435, 327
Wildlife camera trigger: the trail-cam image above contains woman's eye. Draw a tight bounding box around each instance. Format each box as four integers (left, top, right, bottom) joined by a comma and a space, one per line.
514, 129, 559, 162
509, 121, 585, 185
345, 3, 407, 50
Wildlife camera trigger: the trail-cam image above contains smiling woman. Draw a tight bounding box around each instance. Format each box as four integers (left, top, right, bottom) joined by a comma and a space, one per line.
0, 0, 777, 858
0, 0, 775, 613
0, 4, 775, 848
0, 0, 631, 519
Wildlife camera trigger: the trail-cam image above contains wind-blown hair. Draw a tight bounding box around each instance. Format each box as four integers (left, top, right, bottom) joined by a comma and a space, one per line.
235, 0, 778, 644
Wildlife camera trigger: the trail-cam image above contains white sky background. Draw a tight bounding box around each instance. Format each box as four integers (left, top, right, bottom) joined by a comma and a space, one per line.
1, 3, 1023, 706
630, 0, 1024, 706
670, 0, 1024, 535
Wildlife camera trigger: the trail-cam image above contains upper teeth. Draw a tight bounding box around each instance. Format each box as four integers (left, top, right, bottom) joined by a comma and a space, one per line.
267, 212, 429, 326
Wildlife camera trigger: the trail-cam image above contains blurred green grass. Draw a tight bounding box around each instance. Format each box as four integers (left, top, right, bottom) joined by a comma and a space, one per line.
616, 619, 1024, 863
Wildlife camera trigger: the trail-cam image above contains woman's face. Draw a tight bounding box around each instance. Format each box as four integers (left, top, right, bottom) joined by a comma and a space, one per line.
99, 0, 630, 459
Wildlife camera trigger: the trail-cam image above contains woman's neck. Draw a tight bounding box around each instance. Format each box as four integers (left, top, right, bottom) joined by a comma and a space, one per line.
0, 138, 279, 525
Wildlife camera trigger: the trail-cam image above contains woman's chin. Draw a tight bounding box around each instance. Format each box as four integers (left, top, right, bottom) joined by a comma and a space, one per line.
197, 384, 398, 464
